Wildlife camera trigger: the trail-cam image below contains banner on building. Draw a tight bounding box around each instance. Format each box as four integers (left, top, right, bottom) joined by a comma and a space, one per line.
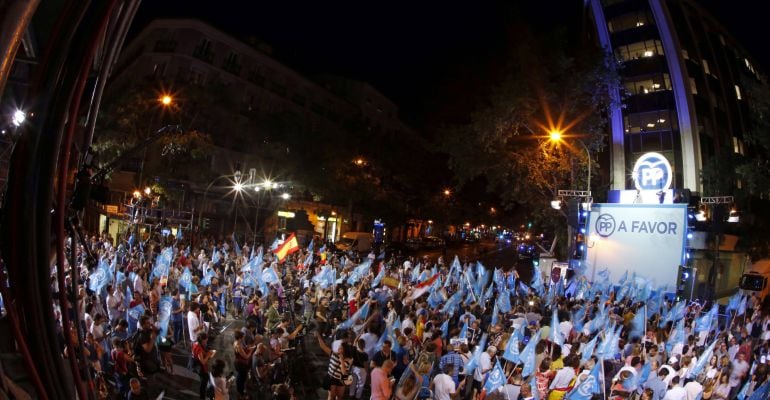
585, 204, 687, 287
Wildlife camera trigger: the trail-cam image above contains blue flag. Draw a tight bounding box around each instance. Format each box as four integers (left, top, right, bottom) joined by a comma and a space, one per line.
158, 296, 172, 338
688, 338, 716, 379
440, 319, 449, 339
459, 320, 468, 339
484, 360, 506, 394
566, 360, 603, 400
179, 267, 193, 292
666, 318, 685, 354
212, 248, 221, 265
531, 265, 544, 295
638, 361, 652, 386
338, 301, 370, 331
748, 378, 770, 400
551, 309, 563, 346
464, 333, 487, 376
520, 328, 541, 377
176, 225, 183, 241
372, 266, 385, 288
201, 267, 217, 286
695, 306, 717, 333
496, 288, 512, 313
581, 335, 598, 364
629, 305, 646, 340
262, 266, 280, 284
233, 233, 241, 257
88, 257, 112, 292
502, 334, 520, 363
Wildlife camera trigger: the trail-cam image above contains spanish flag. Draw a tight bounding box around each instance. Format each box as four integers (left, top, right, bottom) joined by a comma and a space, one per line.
273, 233, 299, 263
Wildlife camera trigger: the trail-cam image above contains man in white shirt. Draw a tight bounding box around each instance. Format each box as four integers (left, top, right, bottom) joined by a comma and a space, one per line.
187, 302, 204, 342
431, 364, 457, 400
473, 346, 496, 396
106, 284, 124, 324
683, 378, 703, 400
663, 376, 687, 400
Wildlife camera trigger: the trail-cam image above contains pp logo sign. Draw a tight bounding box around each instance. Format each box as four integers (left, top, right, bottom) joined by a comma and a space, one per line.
633, 152, 672, 191
595, 214, 616, 237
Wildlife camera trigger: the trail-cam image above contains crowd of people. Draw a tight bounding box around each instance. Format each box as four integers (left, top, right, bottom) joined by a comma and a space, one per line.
52, 228, 770, 400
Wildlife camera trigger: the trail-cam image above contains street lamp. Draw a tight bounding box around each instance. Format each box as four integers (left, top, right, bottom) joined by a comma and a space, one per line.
281, 192, 291, 200
11, 109, 26, 127
160, 94, 173, 106
548, 130, 591, 195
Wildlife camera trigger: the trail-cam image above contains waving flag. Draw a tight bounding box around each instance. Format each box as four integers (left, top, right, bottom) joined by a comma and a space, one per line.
200, 267, 217, 286
551, 309, 564, 346
262, 266, 280, 284
348, 259, 373, 285
572, 306, 586, 333
726, 292, 742, 312
581, 335, 598, 364
441, 290, 463, 315
502, 334, 520, 363
695, 306, 718, 333
531, 265, 544, 295
179, 267, 193, 292
407, 273, 440, 301
232, 233, 241, 257
459, 320, 468, 339
484, 360, 506, 394
464, 333, 488, 376
629, 306, 646, 340
212, 248, 221, 265
520, 328, 541, 377
566, 360, 603, 400
490, 304, 499, 326
273, 233, 299, 262
88, 257, 112, 292
338, 301, 370, 331
497, 288, 512, 313
158, 296, 173, 338
440, 319, 449, 339
747, 378, 770, 400
737, 295, 747, 316
597, 324, 620, 360
688, 338, 717, 379
665, 318, 685, 354
372, 266, 386, 288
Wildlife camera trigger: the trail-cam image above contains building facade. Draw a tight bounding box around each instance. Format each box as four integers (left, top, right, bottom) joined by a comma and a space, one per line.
589, 0, 762, 193
94, 18, 414, 241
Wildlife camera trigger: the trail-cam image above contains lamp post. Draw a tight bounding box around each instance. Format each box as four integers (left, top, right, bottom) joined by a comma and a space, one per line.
197, 172, 241, 233
549, 130, 591, 194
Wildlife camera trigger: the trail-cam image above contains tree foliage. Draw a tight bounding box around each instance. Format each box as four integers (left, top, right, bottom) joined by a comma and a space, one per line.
440, 25, 621, 236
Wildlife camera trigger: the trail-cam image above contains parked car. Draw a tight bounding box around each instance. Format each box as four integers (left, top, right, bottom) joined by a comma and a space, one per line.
423, 236, 446, 249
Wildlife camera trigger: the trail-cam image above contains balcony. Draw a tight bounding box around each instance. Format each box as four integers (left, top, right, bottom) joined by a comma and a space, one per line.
192, 46, 215, 64
223, 60, 242, 76
153, 39, 178, 53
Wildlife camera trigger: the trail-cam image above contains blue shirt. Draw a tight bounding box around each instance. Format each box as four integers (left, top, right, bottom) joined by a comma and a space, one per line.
439, 351, 464, 382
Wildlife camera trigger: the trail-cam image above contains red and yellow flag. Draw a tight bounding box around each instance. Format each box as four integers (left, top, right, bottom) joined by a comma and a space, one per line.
273, 233, 299, 263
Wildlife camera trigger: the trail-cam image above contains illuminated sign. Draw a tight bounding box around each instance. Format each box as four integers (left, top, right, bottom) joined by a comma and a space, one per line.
632, 152, 673, 191
277, 211, 295, 218
105, 205, 119, 214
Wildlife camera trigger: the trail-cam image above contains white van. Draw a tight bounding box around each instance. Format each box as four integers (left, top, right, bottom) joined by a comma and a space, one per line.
335, 232, 373, 253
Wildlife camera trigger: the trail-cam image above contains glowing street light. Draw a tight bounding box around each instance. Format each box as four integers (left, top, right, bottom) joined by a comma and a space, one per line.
354, 158, 366, 166
12, 109, 26, 127
548, 130, 562, 142
443, 189, 451, 196
281, 192, 291, 200
234, 182, 244, 192
160, 94, 173, 106
144, 187, 152, 195
133, 190, 142, 199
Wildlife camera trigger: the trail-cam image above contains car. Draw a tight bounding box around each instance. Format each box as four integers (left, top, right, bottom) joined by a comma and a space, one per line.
422, 236, 446, 249
405, 238, 423, 250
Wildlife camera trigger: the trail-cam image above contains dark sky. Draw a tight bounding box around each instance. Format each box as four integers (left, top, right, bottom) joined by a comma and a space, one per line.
133, 1, 766, 129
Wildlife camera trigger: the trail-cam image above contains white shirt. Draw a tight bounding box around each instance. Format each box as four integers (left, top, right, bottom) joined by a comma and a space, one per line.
559, 320, 573, 341
432, 373, 456, 400
683, 381, 703, 400
106, 291, 124, 322
187, 310, 201, 342
361, 332, 379, 358
663, 385, 687, 400
549, 367, 576, 390
133, 275, 144, 294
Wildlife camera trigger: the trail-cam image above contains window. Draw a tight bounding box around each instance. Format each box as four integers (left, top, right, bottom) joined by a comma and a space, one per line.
152, 62, 166, 78
624, 110, 676, 134
623, 74, 672, 95
735, 85, 742, 100
702, 59, 710, 75
223, 52, 241, 75
615, 40, 664, 61
689, 78, 698, 95
193, 38, 214, 63
607, 11, 653, 33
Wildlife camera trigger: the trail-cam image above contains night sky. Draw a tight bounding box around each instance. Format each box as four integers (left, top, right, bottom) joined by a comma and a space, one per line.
133, 0, 768, 130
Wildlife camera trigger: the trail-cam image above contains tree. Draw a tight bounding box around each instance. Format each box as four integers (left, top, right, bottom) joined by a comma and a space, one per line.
440, 22, 621, 255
